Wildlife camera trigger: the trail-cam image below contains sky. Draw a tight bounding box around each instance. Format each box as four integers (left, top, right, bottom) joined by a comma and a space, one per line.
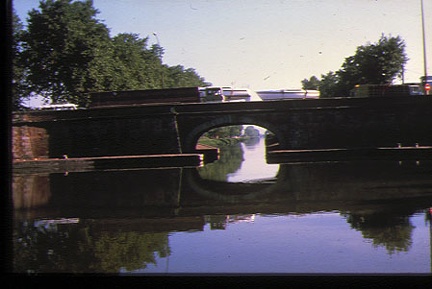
13, 0, 432, 91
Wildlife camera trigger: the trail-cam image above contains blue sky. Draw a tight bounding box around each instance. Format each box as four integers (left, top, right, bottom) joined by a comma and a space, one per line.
13, 0, 432, 90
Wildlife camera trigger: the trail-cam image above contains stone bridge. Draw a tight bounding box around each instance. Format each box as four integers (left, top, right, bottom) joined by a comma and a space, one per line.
12, 95, 432, 160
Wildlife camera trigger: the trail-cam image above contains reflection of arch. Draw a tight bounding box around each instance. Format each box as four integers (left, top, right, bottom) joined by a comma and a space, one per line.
182, 115, 285, 153
182, 160, 432, 204
182, 167, 290, 204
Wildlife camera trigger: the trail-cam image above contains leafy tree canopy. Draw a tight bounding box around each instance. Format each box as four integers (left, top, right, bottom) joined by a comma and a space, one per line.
13, 0, 207, 109
301, 34, 408, 97
301, 76, 320, 90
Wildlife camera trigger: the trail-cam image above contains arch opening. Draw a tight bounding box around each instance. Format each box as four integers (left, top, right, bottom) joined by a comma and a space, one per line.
195, 124, 280, 184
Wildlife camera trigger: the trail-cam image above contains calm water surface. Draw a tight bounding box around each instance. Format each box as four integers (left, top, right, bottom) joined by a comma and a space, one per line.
125, 212, 430, 274
12, 136, 432, 274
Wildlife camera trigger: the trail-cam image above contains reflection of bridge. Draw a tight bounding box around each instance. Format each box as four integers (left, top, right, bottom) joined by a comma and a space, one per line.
13, 161, 432, 267
13, 162, 432, 274
12, 96, 432, 160
13, 160, 432, 214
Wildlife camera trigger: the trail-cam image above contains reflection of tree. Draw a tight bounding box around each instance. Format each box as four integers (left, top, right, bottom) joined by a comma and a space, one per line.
197, 143, 244, 181
203, 125, 243, 139
92, 231, 169, 272
343, 213, 414, 254
13, 220, 170, 273
244, 126, 260, 138
243, 136, 260, 147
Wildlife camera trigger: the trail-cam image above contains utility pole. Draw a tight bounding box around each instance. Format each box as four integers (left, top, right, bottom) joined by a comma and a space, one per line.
421, 0, 428, 91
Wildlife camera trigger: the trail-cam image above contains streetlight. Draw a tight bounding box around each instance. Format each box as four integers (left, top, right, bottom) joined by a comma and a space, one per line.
152, 32, 163, 59
152, 32, 164, 88
153, 32, 160, 46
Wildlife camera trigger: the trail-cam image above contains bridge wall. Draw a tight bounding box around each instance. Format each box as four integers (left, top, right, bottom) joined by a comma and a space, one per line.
176, 96, 432, 152
12, 105, 181, 160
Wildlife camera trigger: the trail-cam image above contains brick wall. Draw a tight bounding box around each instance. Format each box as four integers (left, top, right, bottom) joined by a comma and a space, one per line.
12, 126, 49, 160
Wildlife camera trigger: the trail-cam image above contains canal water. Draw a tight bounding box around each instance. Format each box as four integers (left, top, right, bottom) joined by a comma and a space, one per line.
11, 135, 432, 274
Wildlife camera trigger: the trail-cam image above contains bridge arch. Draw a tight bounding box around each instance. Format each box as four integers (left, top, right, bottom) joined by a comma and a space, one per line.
181, 115, 286, 153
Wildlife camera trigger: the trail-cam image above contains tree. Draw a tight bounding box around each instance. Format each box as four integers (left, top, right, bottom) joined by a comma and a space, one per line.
15, 0, 208, 108
12, 10, 29, 110
302, 35, 408, 97
83, 32, 166, 100
301, 76, 320, 90
164, 65, 206, 88
109, 33, 158, 90
318, 71, 340, 97
21, 0, 112, 105
336, 34, 408, 96
345, 34, 407, 84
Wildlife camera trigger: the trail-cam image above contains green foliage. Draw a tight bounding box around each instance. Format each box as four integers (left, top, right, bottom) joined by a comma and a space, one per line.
302, 35, 408, 97
344, 213, 413, 255
13, 219, 171, 273
203, 125, 243, 139
93, 231, 170, 272
12, 10, 30, 110
301, 76, 320, 90
319, 71, 340, 97
13, 0, 207, 108
20, 0, 112, 104
109, 33, 161, 90
198, 136, 242, 147
164, 65, 206, 88
197, 143, 244, 182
